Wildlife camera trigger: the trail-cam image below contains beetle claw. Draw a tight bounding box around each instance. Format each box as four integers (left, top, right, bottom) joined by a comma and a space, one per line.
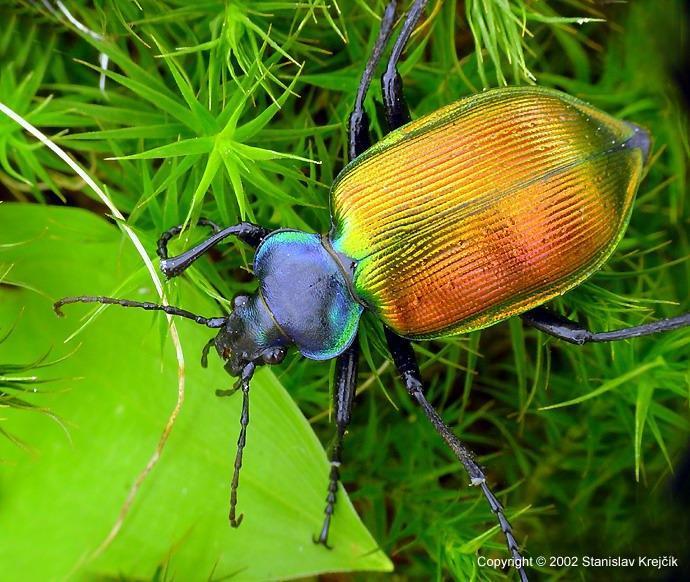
312, 534, 333, 550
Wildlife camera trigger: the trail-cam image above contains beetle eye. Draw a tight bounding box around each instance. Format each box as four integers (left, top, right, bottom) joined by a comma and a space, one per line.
233, 294, 249, 308
262, 347, 286, 365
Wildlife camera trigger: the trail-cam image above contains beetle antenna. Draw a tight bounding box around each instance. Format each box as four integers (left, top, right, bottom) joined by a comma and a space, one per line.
53, 296, 227, 328
229, 361, 256, 527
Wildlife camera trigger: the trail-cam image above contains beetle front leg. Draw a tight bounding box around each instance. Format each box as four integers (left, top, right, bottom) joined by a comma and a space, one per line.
156, 218, 222, 260
200, 337, 216, 368
384, 328, 529, 582
157, 221, 272, 278
349, 1, 399, 161
522, 306, 690, 344
381, 0, 430, 131
313, 336, 359, 548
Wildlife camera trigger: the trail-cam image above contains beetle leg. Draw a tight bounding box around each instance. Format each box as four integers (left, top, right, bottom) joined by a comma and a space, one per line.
522, 306, 690, 344
201, 336, 216, 368
157, 221, 272, 279
381, 0, 430, 131
349, 1, 399, 160
156, 218, 221, 260
313, 335, 360, 548
384, 328, 529, 582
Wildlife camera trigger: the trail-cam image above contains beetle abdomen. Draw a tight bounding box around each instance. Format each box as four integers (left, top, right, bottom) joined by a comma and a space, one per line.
330, 87, 649, 338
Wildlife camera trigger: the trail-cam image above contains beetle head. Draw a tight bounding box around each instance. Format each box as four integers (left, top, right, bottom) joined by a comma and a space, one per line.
215, 293, 289, 376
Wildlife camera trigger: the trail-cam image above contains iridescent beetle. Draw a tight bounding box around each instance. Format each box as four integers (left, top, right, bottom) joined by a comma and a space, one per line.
54, 1, 690, 580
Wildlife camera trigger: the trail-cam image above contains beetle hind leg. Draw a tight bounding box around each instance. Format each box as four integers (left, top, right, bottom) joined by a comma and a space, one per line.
381, 0, 430, 131
313, 336, 359, 548
522, 306, 690, 344
349, 0, 430, 155
349, 1, 399, 161
385, 328, 529, 582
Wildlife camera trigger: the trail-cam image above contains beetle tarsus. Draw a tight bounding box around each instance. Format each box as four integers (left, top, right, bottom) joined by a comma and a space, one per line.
156, 218, 221, 260
312, 520, 333, 549
229, 512, 243, 528
201, 337, 215, 368
478, 481, 528, 581
314, 462, 339, 549
158, 222, 272, 279
227, 363, 255, 531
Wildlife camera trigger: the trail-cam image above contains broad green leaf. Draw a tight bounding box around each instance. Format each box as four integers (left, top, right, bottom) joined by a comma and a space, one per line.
0, 203, 392, 580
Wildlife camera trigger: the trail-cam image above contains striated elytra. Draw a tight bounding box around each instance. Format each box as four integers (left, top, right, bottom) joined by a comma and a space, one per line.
54, 2, 689, 581
331, 86, 650, 339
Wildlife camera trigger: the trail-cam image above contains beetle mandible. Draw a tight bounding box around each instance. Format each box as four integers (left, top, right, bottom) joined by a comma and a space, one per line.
54, 1, 690, 580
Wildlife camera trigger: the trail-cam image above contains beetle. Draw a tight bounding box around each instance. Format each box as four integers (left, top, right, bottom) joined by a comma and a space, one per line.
53, 1, 690, 580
